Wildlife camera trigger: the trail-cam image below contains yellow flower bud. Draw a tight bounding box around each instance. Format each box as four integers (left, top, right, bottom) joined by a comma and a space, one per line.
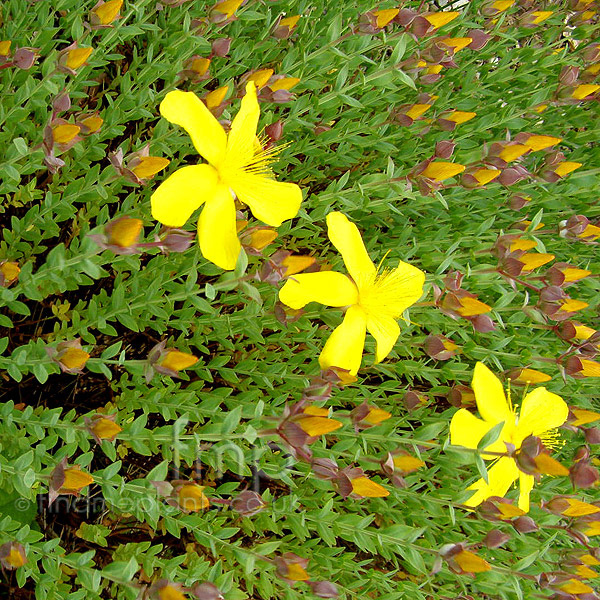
131, 156, 170, 179
269, 77, 300, 92
0, 261, 20, 285
62, 466, 94, 493
65, 47, 93, 70
405, 104, 431, 119
373, 8, 398, 28
91, 0, 123, 25
421, 161, 465, 181
441, 37, 472, 52
107, 217, 143, 248
424, 11, 459, 29
571, 84, 600, 100
444, 110, 476, 124
0, 40, 11, 56
498, 144, 529, 162
60, 347, 90, 370
178, 483, 209, 512
205, 86, 229, 109
279, 15, 300, 29
554, 161, 582, 177
159, 350, 198, 372
523, 135, 561, 151
53, 124, 81, 144
247, 68, 273, 89
350, 476, 389, 497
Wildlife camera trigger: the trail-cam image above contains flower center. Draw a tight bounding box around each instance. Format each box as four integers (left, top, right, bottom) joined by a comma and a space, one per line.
356, 267, 414, 319
219, 136, 285, 184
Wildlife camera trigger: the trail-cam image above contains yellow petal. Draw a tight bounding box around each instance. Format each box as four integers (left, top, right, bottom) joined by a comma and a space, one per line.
66, 47, 92, 70
232, 176, 302, 227
205, 85, 229, 109
514, 387, 568, 443
198, 185, 240, 270
441, 38, 472, 52
269, 77, 300, 92
517, 472, 535, 512
472, 169, 500, 185
151, 165, 218, 228
520, 252, 554, 271
286, 563, 310, 581
472, 362, 512, 425
523, 135, 561, 151
160, 350, 198, 371
326, 212, 376, 283
93, 0, 123, 24
60, 348, 90, 370
158, 585, 187, 600
454, 550, 491, 573
499, 144, 529, 162
444, 110, 476, 123
160, 90, 227, 165
581, 359, 600, 377
510, 238, 537, 252
91, 418, 122, 440
561, 267, 591, 283
572, 409, 600, 427
560, 580, 594, 595
562, 499, 600, 517
280, 15, 300, 28
226, 82, 260, 171
572, 84, 600, 100
421, 161, 466, 181
0, 41, 11, 56
279, 271, 359, 310
364, 408, 392, 425
492, 0, 515, 11
464, 456, 519, 507
366, 314, 400, 363
531, 10, 553, 24
450, 408, 511, 454
405, 103, 431, 119
351, 476, 389, 498
298, 416, 343, 436
247, 68, 273, 89
131, 156, 170, 179
393, 455, 425, 473
456, 297, 491, 317
513, 368, 551, 384
53, 124, 80, 144
63, 467, 94, 491
178, 483, 209, 511
424, 11, 459, 29
1, 262, 20, 283
560, 298, 589, 312
319, 305, 367, 376
555, 161, 582, 177
373, 8, 399, 28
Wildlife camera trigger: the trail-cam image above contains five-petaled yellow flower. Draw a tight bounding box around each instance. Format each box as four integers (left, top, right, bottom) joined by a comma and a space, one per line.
279, 212, 425, 376
151, 82, 302, 270
450, 362, 568, 512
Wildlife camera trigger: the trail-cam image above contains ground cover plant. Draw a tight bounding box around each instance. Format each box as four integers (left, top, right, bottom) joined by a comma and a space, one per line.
0, 0, 599, 598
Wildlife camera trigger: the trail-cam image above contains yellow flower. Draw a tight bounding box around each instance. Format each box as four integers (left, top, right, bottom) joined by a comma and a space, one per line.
62, 466, 94, 494
523, 135, 561, 151
205, 85, 229, 110
66, 47, 93, 70
279, 212, 424, 376
405, 104, 431, 119
0, 261, 20, 285
561, 267, 591, 283
560, 298, 588, 312
554, 161, 582, 177
393, 454, 425, 474
444, 110, 476, 124
91, 0, 123, 25
421, 161, 466, 181
450, 362, 568, 511
572, 84, 600, 100
60, 347, 90, 371
509, 237, 537, 252
178, 483, 210, 512
285, 563, 310, 581
151, 83, 302, 269
90, 417, 122, 441
560, 580, 594, 595
424, 11, 460, 29
158, 584, 187, 600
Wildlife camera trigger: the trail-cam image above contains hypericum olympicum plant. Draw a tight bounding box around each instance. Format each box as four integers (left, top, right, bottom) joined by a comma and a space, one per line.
450, 362, 569, 512
151, 82, 302, 269
279, 212, 425, 376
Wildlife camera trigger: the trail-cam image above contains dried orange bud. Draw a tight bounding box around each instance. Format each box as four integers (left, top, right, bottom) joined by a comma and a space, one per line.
53, 124, 80, 144
66, 47, 93, 70
351, 476, 389, 498
421, 161, 466, 181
